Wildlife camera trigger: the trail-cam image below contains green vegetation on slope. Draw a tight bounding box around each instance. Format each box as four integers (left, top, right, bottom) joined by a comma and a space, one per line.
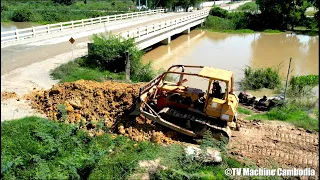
204, 6, 318, 34
51, 33, 158, 83
1, 116, 250, 179
246, 103, 319, 132
1, 0, 134, 24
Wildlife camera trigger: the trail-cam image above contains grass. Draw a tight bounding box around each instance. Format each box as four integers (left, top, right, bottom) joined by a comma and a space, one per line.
237, 106, 253, 115
246, 104, 319, 132
263, 29, 282, 33
220, 29, 255, 33
50, 57, 125, 83
2, 116, 253, 179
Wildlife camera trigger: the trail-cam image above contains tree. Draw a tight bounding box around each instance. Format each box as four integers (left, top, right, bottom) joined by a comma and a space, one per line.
256, 0, 310, 30
52, 0, 76, 6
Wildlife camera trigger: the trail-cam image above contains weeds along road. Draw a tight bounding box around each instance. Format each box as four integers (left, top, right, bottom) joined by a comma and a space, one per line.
1, 11, 195, 75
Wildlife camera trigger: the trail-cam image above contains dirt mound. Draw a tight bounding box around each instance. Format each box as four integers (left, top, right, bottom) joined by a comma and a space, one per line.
29, 80, 178, 144
1, 91, 18, 101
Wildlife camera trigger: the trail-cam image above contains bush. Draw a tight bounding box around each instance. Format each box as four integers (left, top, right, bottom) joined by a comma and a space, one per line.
237, 1, 258, 13
11, 8, 34, 22
209, 6, 228, 18
240, 66, 282, 90
86, 33, 156, 82
204, 16, 235, 30
288, 75, 319, 97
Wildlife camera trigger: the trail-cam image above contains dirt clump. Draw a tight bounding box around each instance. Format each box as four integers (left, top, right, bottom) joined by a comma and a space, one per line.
29, 80, 178, 144
1, 91, 18, 101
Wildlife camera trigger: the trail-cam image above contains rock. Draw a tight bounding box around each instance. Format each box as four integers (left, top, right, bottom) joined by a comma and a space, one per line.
118, 125, 126, 135
185, 146, 222, 163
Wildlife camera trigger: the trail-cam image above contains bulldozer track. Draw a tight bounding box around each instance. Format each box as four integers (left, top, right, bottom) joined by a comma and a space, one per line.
229, 120, 319, 172
159, 107, 231, 139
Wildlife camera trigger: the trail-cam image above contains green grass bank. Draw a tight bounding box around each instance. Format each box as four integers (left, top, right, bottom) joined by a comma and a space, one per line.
1, 116, 251, 179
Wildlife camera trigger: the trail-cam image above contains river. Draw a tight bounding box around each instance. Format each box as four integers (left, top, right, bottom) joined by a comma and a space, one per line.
142, 30, 319, 96
1, 22, 41, 32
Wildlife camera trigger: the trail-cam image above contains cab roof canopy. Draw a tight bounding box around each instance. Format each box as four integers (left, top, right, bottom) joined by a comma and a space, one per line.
198, 66, 233, 82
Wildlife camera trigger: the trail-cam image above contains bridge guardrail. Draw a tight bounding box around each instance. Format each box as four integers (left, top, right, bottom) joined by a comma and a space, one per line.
1, 9, 165, 44
117, 9, 210, 40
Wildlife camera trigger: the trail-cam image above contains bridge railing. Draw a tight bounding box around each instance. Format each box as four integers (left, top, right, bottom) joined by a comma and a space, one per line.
1, 9, 165, 44
117, 9, 210, 40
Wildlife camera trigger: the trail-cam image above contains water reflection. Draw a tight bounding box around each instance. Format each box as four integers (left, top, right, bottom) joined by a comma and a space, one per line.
143, 30, 318, 82
1, 22, 41, 32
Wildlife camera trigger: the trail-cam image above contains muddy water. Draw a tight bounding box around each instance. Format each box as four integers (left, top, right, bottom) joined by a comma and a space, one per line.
142, 30, 319, 95
1, 22, 41, 32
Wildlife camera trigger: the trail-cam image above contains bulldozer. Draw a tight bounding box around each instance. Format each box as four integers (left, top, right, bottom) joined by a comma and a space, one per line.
130, 65, 239, 142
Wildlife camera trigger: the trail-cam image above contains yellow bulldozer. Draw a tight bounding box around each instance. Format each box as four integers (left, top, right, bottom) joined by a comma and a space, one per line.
130, 65, 239, 142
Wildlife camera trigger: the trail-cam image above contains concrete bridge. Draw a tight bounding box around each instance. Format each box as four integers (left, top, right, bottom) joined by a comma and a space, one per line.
1, 9, 209, 74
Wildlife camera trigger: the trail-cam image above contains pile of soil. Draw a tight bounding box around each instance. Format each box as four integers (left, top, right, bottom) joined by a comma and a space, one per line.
30, 80, 178, 144
1, 91, 18, 101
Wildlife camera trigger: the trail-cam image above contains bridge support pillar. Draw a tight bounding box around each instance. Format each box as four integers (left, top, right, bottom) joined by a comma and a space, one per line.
182, 28, 190, 34
160, 36, 171, 45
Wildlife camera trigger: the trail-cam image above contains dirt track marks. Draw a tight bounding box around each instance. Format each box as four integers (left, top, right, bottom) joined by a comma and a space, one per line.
229, 120, 319, 171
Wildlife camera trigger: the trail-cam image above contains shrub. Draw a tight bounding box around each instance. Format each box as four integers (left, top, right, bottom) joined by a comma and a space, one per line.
237, 2, 258, 13
204, 16, 235, 30
209, 6, 228, 18
11, 8, 34, 22
288, 75, 319, 97
240, 66, 282, 90
86, 33, 156, 82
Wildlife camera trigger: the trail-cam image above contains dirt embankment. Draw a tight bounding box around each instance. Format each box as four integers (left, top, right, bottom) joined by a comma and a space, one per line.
29, 80, 180, 144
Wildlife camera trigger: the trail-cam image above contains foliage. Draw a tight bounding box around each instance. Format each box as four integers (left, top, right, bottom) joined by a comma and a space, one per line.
237, 1, 258, 13
2, 116, 250, 179
87, 33, 156, 82
240, 66, 282, 90
11, 8, 33, 22
52, 0, 75, 6
1, 1, 133, 23
204, 16, 235, 30
256, 0, 312, 30
51, 33, 157, 83
288, 75, 318, 97
209, 6, 229, 18
247, 103, 319, 132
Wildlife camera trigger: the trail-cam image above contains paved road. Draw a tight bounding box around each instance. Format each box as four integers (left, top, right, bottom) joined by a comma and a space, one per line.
1, 11, 195, 75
